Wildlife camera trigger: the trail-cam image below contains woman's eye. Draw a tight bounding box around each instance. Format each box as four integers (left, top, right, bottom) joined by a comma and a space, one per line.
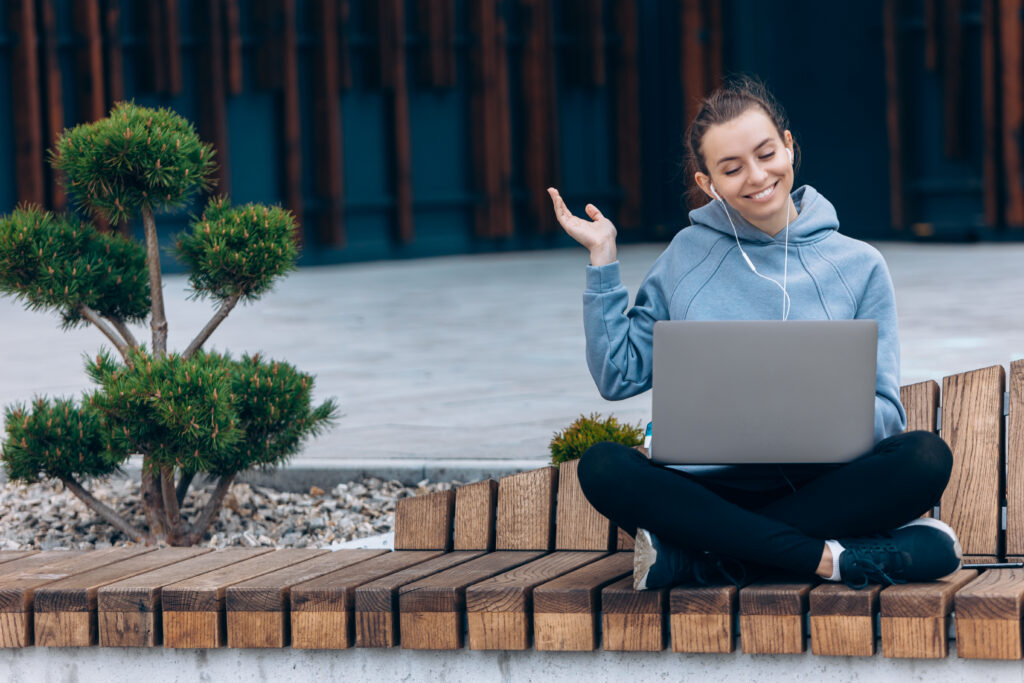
724, 168, 740, 176
760, 152, 776, 160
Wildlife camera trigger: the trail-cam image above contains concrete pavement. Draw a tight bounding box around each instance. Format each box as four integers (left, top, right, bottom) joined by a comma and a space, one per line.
1, 242, 1022, 485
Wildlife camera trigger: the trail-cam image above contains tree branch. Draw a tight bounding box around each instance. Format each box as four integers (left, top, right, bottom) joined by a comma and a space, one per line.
188, 473, 236, 545
183, 292, 241, 359
160, 465, 186, 545
59, 475, 152, 544
176, 471, 196, 507
77, 304, 128, 358
140, 205, 168, 357
108, 316, 139, 349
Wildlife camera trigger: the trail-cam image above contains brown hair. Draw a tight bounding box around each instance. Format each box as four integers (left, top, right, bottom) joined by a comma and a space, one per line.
683, 76, 800, 210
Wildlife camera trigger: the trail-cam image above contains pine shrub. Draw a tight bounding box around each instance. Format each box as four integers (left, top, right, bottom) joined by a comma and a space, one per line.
549, 413, 643, 465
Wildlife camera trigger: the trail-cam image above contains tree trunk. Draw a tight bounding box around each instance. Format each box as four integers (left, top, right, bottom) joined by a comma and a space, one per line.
140, 204, 168, 357
188, 473, 236, 545
140, 464, 168, 539
59, 476, 152, 544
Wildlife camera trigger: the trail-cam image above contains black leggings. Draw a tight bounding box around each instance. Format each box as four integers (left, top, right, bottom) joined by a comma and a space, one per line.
577, 430, 953, 576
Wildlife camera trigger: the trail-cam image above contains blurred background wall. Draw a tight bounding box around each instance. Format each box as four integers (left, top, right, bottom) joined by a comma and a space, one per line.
0, 0, 1015, 268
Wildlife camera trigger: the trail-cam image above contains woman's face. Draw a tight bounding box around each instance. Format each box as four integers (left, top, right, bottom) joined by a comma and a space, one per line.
696, 108, 796, 234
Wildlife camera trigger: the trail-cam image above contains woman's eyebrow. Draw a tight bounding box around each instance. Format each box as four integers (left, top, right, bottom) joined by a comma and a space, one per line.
715, 138, 774, 166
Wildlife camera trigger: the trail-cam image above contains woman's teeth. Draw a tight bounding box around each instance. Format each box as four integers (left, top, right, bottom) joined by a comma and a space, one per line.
751, 184, 775, 200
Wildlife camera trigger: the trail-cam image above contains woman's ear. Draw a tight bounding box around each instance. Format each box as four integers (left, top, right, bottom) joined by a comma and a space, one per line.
694, 172, 715, 199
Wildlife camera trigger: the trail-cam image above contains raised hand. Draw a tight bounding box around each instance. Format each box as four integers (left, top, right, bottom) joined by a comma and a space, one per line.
547, 187, 617, 266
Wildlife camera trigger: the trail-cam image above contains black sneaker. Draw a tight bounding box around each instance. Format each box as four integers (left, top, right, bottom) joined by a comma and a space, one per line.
633, 529, 746, 590
838, 518, 963, 589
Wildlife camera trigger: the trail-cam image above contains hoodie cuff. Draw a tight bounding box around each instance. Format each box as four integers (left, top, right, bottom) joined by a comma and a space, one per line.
585, 261, 622, 292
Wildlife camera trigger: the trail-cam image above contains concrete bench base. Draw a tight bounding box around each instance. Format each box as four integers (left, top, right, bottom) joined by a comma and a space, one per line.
4, 646, 1024, 682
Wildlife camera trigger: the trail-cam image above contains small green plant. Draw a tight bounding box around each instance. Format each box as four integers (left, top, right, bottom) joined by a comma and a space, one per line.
549, 413, 643, 465
0, 102, 335, 545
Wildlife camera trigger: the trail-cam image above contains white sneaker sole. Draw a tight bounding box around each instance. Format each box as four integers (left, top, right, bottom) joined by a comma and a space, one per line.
633, 528, 656, 591
897, 517, 964, 564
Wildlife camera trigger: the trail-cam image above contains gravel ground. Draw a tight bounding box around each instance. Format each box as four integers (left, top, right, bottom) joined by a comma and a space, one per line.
0, 477, 459, 550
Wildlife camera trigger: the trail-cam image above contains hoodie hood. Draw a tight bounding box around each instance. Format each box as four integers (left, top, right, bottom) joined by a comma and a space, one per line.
687, 185, 838, 245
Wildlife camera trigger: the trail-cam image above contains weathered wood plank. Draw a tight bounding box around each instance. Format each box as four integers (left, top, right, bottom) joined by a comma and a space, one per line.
1006, 361, 1024, 555
809, 582, 881, 656
73, 0, 106, 123
739, 580, 815, 654
398, 551, 544, 649
313, 0, 346, 247
0, 549, 146, 647
291, 550, 442, 649
33, 548, 204, 647
496, 467, 557, 551
0, 552, 36, 566
883, 0, 904, 230
354, 551, 484, 648
879, 568, 977, 658
39, 0, 66, 211
602, 576, 666, 651
519, 0, 559, 235
1001, 0, 1024, 226
940, 365, 1005, 558
669, 583, 737, 653
954, 568, 1024, 659
97, 548, 271, 647
453, 479, 497, 551
616, 528, 635, 551
555, 459, 613, 551
280, 0, 304, 234
385, 0, 414, 244
162, 549, 325, 649
9, 0, 45, 206
394, 489, 455, 551
900, 380, 939, 433
226, 549, 385, 648
533, 551, 633, 651
465, 552, 603, 650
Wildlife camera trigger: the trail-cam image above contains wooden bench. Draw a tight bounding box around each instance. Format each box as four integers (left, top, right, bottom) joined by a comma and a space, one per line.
0, 360, 1021, 660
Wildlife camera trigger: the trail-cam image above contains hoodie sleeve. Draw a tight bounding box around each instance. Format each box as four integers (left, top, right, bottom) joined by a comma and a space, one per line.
855, 255, 908, 440
582, 259, 671, 400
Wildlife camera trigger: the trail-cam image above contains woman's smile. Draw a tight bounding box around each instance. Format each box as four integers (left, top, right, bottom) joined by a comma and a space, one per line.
745, 180, 779, 202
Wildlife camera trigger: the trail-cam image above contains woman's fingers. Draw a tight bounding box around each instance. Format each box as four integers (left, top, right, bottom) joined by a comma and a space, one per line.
585, 203, 604, 221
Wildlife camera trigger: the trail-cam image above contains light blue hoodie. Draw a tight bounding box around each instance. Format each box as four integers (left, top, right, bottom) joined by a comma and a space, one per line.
583, 186, 907, 486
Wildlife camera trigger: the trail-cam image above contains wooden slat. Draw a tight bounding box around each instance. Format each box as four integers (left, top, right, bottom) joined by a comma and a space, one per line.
466, 551, 602, 650
97, 548, 272, 647
103, 0, 125, 105
739, 580, 815, 654
1009, 361, 1024, 555
197, 0, 231, 195
9, 0, 45, 206
602, 576, 667, 651
942, 0, 963, 159
1000, 0, 1024, 226
162, 0, 183, 94
616, 527, 635, 550
224, 0, 243, 95
291, 550, 443, 649
809, 582, 881, 656
313, 0, 346, 247
33, 548, 199, 647
453, 479, 497, 551
555, 459, 613, 551
520, 0, 559, 235
879, 568, 977, 658
162, 549, 325, 649
398, 551, 544, 650
611, 0, 642, 231
955, 568, 1024, 659
669, 583, 737, 653
982, 0, 999, 227
381, 0, 414, 244
940, 365, 1005, 559
469, 0, 514, 239
0, 552, 36, 566
225, 549, 385, 648
680, 0, 706, 127
533, 551, 633, 651
416, 0, 455, 88
39, 0, 65, 211
883, 0, 904, 230
900, 380, 939, 433
354, 550, 484, 648
496, 467, 557, 551
0, 549, 136, 648
73, 0, 105, 123
394, 489, 455, 550
280, 0, 304, 235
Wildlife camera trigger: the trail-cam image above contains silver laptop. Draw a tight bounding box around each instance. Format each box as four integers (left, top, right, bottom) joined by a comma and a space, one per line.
650, 320, 877, 464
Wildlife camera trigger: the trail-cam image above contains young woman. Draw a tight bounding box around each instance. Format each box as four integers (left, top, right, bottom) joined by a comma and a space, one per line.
547, 78, 961, 590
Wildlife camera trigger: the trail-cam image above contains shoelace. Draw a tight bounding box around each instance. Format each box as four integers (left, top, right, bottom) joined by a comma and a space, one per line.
693, 551, 748, 588
842, 552, 908, 590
